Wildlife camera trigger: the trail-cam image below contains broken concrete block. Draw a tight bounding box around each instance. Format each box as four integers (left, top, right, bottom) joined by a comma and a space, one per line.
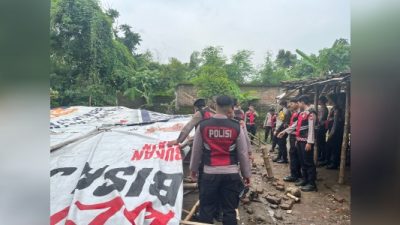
255, 187, 264, 194
274, 211, 283, 220
265, 195, 281, 205
333, 195, 345, 203
246, 207, 254, 214
276, 185, 285, 191
255, 215, 266, 223
269, 204, 278, 209
280, 201, 294, 210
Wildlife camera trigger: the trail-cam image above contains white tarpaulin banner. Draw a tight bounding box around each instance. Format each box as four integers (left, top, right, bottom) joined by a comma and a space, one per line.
50, 106, 192, 225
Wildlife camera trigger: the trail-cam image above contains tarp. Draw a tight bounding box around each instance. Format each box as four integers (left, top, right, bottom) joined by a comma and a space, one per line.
50, 106, 192, 225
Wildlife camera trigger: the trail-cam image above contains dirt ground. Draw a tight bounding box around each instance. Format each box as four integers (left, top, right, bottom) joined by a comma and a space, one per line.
182, 142, 351, 225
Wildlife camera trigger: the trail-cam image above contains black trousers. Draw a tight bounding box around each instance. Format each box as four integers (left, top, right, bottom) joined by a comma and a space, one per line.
326, 131, 343, 167
289, 135, 302, 178
296, 141, 317, 185
271, 129, 277, 150
277, 133, 288, 161
264, 126, 273, 142
316, 128, 327, 161
246, 124, 257, 144
199, 173, 243, 225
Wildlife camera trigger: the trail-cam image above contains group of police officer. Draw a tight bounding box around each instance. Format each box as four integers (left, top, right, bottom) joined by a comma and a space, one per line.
166, 94, 343, 225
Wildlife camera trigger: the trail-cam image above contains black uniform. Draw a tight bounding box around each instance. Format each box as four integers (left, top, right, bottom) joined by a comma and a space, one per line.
326, 106, 344, 168
317, 105, 329, 162
275, 107, 291, 162
288, 110, 302, 179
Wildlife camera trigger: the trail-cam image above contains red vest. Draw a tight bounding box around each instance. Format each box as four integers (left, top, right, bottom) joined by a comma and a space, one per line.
245, 111, 256, 125
199, 118, 240, 166
200, 107, 214, 120
289, 111, 299, 126
295, 110, 316, 142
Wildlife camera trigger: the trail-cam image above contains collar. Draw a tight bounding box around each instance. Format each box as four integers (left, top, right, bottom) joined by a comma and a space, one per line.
213, 114, 228, 119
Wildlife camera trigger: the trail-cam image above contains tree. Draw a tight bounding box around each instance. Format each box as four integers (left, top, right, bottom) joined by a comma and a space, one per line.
276, 49, 297, 68
118, 24, 142, 53
201, 46, 227, 67
226, 50, 254, 84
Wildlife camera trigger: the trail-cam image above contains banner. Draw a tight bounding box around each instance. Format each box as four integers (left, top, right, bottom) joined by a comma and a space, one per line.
50, 107, 193, 225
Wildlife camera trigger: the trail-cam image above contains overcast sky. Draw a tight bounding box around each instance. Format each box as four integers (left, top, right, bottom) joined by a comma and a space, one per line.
100, 0, 350, 66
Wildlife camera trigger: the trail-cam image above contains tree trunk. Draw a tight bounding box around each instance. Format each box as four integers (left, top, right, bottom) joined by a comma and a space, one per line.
338, 82, 350, 184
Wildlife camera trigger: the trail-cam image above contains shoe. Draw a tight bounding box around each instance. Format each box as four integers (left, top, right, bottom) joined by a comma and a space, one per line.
295, 179, 307, 186
301, 184, 318, 192
277, 159, 288, 164
272, 158, 279, 162
283, 176, 298, 182
192, 211, 201, 221
326, 164, 338, 170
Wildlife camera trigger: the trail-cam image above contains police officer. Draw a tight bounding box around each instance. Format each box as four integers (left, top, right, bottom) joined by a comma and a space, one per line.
167, 98, 214, 147
279, 95, 318, 192
317, 96, 329, 165
263, 108, 275, 143
325, 94, 344, 170
190, 95, 251, 225
273, 100, 291, 163
245, 104, 258, 145
283, 97, 302, 182
233, 98, 245, 122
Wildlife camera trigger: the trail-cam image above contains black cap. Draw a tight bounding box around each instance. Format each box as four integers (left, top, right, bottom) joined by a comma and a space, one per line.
216, 95, 233, 107
193, 98, 206, 107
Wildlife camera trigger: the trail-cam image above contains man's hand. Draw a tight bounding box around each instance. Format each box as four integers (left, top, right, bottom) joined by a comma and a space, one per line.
277, 131, 285, 138
305, 143, 312, 151
167, 140, 178, 147
244, 177, 251, 187
190, 171, 197, 181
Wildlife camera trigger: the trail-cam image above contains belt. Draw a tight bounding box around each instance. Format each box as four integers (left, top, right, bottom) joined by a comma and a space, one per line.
296, 137, 308, 142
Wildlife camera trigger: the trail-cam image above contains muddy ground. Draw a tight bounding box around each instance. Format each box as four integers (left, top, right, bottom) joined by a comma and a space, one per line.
182, 142, 351, 225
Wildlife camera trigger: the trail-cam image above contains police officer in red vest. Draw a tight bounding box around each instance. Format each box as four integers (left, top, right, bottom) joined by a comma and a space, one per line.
279, 95, 318, 192
190, 95, 252, 225
283, 97, 303, 182
245, 104, 258, 145
167, 98, 214, 147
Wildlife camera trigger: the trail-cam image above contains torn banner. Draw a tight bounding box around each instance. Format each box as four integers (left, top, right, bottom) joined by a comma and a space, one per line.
50, 106, 193, 225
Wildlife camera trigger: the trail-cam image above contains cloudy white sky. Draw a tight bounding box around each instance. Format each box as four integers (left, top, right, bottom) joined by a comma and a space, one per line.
100, 0, 350, 66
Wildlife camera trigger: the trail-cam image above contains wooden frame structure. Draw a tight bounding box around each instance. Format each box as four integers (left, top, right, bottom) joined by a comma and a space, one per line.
278, 72, 351, 184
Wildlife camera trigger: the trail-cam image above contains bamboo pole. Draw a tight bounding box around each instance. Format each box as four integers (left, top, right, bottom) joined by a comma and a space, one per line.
313, 85, 319, 164
183, 200, 200, 221
338, 82, 350, 184
263, 149, 274, 178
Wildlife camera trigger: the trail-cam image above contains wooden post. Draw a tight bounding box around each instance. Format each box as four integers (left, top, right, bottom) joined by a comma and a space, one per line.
262, 147, 274, 178
313, 85, 319, 164
338, 82, 350, 184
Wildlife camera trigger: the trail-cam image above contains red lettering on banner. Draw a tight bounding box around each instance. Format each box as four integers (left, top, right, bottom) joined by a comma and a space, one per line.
131, 142, 181, 162
124, 201, 174, 225
50, 206, 70, 225
59, 197, 175, 225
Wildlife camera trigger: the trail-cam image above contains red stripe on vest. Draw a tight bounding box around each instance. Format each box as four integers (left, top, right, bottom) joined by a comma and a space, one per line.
295, 112, 309, 138
289, 112, 298, 126
202, 126, 239, 166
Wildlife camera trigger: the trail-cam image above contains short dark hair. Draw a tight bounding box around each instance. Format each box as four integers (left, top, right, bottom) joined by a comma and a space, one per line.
327, 94, 337, 104
193, 98, 206, 108
297, 95, 311, 104
268, 108, 275, 112
216, 95, 233, 107
233, 98, 238, 106
319, 96, 328, 104
279, 100, 287, 106
289, 97, 298, 103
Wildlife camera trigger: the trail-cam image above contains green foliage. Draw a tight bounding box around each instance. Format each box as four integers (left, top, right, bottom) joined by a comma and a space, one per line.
226, 50, 254, 84
192, 68, 241, 99
50, 0, 350, 110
